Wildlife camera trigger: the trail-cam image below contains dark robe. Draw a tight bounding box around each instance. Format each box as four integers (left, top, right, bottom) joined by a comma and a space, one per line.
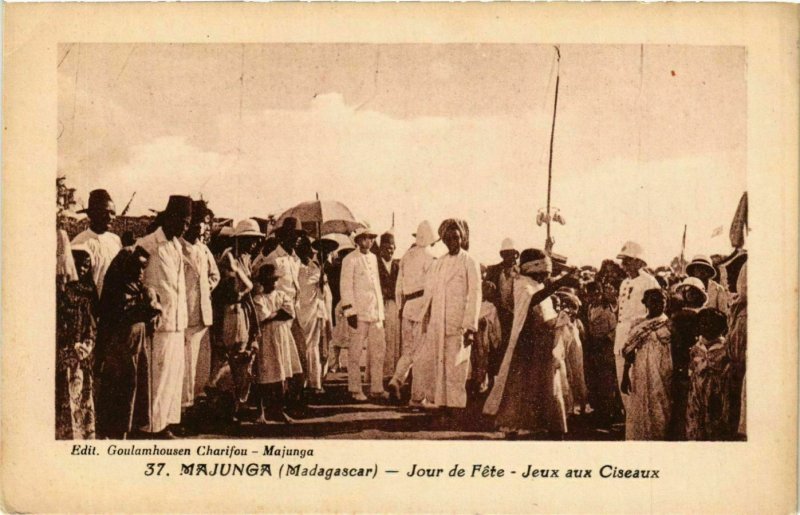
668, 308, 700, 440
484, 262, 516, 377
584, 301, 623, 426
492, 275, 572, 434
327, 261, 343, 323
95, 249, 155, 438
377, 258, 399, 304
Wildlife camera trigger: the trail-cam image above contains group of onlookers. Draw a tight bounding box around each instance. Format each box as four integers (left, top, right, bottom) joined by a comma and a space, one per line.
55, 188, 747, 441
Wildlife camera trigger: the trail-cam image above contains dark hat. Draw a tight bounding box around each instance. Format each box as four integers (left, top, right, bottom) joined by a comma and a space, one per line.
77, 189, 115, 214
275, 216, 306, 237
379, 232, 395, 247
191, 200, 210, 223
164, 195, 193, 219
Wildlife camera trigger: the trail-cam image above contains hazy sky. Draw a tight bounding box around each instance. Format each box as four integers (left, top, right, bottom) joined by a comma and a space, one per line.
58, 43, 746, 265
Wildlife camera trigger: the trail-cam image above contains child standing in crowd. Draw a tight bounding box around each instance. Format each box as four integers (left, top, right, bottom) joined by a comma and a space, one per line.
253, 265, 300, 424
686, 308, 732, 441
584, 281, 621, 430
555, 289, 590, 415
621, 288, 673, 440
95, 246, 160, 440
668, 277, 707, 440
56, 246, 99, 440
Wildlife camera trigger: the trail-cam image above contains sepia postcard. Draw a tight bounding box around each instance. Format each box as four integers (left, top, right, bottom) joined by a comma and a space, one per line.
2, 2, 798, 513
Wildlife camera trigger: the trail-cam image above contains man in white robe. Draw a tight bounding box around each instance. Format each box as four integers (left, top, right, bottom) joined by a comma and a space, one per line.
418, 219, 480, 409
295, 237, 333, 393
340, 226, 387, 401
136, 195, 192, 438
71, 189, 122, 297
387, 220, 436, 405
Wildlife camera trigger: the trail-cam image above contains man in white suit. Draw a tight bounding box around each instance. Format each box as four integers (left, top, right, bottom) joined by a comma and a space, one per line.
340, 226, 388, 402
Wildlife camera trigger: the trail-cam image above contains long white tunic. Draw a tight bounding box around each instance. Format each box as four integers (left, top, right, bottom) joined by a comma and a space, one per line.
297, 260, 331, 388
181, 238, 220, 328
136, 227, 187, 432
419, 250, 481, 408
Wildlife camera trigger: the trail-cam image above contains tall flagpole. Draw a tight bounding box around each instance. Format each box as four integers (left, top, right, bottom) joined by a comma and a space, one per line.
680, 224, 687, 275
545, 46, 561, 251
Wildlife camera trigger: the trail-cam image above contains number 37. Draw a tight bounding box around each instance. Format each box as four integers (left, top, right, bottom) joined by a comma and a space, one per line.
145, 463, 166, 476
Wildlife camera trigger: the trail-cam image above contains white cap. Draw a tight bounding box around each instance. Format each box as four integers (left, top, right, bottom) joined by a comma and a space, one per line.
678, 276, 707, 292
414, 220, 436, 247
350, 225, 378, 244
500, 237, 516, 252
617, 241, 646, 263
233, 219, 265, 238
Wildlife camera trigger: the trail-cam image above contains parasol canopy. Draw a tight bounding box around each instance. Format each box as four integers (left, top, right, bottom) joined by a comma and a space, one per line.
275, 200, 364, 236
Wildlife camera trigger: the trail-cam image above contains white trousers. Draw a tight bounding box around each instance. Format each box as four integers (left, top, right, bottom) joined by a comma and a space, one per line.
347, 320, 386, 395
391, 318, 429, 402
304, 317, 323, 390
144, 331, 184, 433
183, 326, 209, 408
382, 300, 400, 378
433, 334, 471, 408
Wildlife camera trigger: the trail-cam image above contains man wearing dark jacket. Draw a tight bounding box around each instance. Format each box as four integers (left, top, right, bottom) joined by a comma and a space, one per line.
483, 238, 518, 380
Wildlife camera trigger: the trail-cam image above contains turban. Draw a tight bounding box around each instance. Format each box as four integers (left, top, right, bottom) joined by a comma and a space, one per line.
520, 258, 552, 276
438, 218, 469, 250
519, 248, 552, 276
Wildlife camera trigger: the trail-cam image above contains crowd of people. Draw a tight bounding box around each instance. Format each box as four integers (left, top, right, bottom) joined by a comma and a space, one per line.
55, 188, 748, 441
